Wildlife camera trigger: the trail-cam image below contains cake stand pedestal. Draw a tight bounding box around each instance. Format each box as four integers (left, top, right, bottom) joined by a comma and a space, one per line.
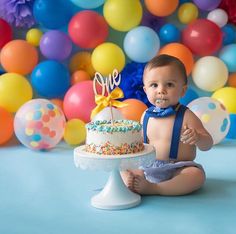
74, 144, 156, 210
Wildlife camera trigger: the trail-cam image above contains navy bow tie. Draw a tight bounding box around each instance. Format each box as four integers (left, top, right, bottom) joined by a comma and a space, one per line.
146, 104, 179, 118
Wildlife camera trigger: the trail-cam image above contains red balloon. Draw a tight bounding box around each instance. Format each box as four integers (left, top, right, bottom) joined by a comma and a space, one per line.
0, 19, 12, 48
182, 19, 223, 56
68, 10, 109, 49
63, 80, 102, 123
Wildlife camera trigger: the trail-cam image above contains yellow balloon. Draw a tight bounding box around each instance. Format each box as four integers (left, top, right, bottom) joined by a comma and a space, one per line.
63, 119, 86, 145
178, 3, 198, 24
26, 28, 43, 47
91, 42, 125, 76
69, 51, 95, 78
0, 73, 33, 112
212, 87, 236, 114
103, 0, 142, 32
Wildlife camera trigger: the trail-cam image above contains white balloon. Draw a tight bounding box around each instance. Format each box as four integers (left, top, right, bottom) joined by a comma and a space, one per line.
192, 56, 228, 92
188, 97, 230, 144
92, 107, 124, 121
207, 8, 228, 28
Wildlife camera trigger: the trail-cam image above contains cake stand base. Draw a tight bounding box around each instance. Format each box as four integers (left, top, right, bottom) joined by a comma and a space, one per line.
91, 169, 141, 210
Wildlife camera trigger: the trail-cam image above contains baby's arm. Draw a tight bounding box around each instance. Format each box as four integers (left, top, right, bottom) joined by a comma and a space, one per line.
181, 110, 213, 151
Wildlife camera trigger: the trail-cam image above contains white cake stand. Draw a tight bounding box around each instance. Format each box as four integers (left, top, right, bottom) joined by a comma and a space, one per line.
74, 144, 156, 210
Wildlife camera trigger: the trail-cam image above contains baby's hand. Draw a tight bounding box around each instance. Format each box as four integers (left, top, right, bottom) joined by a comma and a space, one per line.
181, 125, 199, 145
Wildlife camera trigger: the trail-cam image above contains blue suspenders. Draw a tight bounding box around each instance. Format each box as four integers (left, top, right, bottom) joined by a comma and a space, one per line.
143, 105, 187, 160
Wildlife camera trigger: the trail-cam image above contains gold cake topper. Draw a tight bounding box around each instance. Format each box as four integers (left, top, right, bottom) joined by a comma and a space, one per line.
91, 69, 128, 122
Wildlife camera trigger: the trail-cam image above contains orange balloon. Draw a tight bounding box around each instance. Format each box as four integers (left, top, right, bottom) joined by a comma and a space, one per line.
0, 106, 14, 144
50, 98, 64, 112
144, 0, 178, 17
159, 43, 194, 76
69, 51, 95, 77
228, 73, 236, 88
119, 98, 147, 122
0, 39, 38, 75
71, 70, 91, 85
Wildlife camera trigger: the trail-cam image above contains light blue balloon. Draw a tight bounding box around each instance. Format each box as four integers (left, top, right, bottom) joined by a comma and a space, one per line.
219, 44, 236, 72
70, 0, 105, 9
123, 26, 160, 63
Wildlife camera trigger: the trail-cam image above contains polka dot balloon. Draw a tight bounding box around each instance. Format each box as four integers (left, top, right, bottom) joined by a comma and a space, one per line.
14, 99, 66, 150
187, 97, 230, 145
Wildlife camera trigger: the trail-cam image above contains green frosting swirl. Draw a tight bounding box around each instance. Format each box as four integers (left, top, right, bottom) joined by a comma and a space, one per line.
86, 120, 142, 133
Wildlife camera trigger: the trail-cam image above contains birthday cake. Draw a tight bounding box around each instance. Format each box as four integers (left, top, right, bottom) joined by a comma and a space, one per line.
84, 119, 144, 155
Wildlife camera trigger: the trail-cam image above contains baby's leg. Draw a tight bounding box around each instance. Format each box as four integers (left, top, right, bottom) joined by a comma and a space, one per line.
133, 166, 205, 195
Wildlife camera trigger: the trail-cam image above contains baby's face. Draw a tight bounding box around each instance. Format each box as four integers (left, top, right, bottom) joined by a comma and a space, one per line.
143, 65, 187, 108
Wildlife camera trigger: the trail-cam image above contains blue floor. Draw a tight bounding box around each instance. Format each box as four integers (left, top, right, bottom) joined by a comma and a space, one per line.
0, 138, 236, 234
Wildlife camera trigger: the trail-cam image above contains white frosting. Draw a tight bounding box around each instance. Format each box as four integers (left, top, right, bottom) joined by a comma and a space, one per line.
86, 130, 143, 146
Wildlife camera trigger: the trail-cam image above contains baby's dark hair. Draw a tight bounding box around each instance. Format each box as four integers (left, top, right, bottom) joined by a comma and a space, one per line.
144, 54, 188, 84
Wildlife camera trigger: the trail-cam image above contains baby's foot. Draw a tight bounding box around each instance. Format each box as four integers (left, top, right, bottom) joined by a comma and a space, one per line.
121, 170, 135, 191
133, 175, 158, 195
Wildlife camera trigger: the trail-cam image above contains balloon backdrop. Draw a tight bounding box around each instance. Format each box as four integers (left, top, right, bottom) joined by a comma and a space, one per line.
31, 60, 70, 98
207, 8, 228, 28
0, 107, 14, 145
182, 19, 223, 56
91, 42, 125, 76
188, 97, 230, 144
0, 18, 12, 48
159, 43, 194, 76
144, 0, 178, 17
69, 51, 95, 77
193, 0, 222, 11
103, 0, 142, 31
40, 30, 72, 61
70, 0, 105, 9
178, 3, 198, 24
14, 99, 66, 150
179, 88, 199, 106
0, 40, 38, 75
228, 73, 236, 88
159, 23, 180, 44
68, 10, 108, 49
0, 73, 33, 113
119, 98, 148, 122
219, 44, 236, 72
192, 56, 228, 92
26, 28, 43, 47
63, 80, 102, 123
226, 114, 236, 139
63, 119, 86, 145
222, 24, 236, 45
212, 87, 236, 114
33, 0, 72, 29
71, 70, 91, 85
124, 26, 160, 63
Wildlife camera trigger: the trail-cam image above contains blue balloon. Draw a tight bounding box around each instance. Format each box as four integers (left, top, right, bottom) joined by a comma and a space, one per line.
180, 88, 199, 106
124, 26, 160, 63
219, 44, 236, 72
226, 114, 236, 139
222, 24, 236, 45
33, 0, 73, 29
70, 0, 105, 9
31, 60, 70, 98
0, 69, 5, 75
159, 23, 180, 44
